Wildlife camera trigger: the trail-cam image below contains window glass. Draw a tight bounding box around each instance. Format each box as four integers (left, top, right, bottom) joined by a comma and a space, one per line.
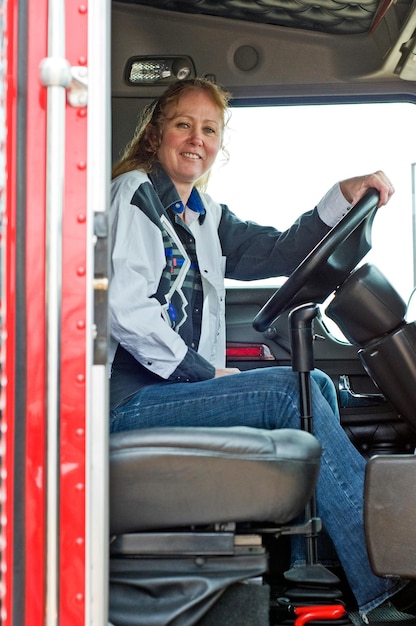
208, 103, 416, 309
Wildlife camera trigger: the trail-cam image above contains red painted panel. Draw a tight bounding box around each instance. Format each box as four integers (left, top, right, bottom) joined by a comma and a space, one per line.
4, 0, 91, 622
0, 0, 18, 623
59, 3, 89, 624
24, 0, 48, 622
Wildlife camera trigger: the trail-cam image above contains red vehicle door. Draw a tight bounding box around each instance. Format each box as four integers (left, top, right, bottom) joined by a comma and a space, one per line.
0, 0, 110, 624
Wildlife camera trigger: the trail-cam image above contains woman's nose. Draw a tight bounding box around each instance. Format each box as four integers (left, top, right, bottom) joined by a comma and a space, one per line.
189, 129, 203, 145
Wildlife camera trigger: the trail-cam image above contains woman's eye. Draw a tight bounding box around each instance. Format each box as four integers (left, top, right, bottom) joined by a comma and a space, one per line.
204, 127, 216, 135
177, 122, 190, 129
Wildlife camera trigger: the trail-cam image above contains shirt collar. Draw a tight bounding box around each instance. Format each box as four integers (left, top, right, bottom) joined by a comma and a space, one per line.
169, 188, 206, 216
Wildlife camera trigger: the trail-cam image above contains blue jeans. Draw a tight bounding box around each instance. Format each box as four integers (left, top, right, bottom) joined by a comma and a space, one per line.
110, 366, 405, 613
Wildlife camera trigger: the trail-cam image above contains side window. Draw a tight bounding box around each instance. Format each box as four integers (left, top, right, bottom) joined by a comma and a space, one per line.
208, 102, 416, 310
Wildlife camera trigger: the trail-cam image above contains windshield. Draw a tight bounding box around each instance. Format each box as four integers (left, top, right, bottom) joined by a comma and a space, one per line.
208, 102, 416, 306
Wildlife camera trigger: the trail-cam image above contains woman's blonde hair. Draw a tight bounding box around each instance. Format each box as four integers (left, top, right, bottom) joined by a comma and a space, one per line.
112, 78, 231, 188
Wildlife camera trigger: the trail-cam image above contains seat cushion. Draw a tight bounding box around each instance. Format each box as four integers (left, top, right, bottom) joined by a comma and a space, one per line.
109, 427, 321, 534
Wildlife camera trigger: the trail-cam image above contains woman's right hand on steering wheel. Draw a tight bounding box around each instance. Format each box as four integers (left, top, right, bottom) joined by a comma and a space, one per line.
340, 170, 394, 208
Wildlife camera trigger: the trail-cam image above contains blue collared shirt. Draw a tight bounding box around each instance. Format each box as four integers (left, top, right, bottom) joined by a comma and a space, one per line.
169, 187, 206, 217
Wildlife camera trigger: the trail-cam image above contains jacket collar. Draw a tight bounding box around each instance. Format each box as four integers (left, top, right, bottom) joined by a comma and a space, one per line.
149, 163, 206, 223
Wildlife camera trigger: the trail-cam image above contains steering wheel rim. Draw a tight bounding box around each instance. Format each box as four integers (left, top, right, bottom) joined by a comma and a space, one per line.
253, 189, 380, 332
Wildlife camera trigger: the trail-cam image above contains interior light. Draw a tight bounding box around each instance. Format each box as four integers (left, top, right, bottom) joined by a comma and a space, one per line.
126, 57, 195, 85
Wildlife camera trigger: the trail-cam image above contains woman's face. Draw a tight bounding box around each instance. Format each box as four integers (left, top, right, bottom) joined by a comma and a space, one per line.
155, 90, 223, 197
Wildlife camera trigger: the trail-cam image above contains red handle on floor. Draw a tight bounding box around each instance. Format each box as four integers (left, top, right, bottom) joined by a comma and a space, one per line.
294, 604, 346, 626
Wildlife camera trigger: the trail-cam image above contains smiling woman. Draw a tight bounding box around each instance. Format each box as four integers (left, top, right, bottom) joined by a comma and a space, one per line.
152, 91, 224, 204
208, 102, 416, 303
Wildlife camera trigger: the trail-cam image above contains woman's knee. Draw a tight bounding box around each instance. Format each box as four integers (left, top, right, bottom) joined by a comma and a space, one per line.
311, 368, 333, 388
311, 370, 338, 410
248, 366, 337, 410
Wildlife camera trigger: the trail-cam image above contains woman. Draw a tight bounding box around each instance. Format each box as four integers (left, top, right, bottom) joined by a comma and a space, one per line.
109, 78, 415, 622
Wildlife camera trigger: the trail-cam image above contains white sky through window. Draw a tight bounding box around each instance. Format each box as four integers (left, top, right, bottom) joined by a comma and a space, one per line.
208, 102, 416, 304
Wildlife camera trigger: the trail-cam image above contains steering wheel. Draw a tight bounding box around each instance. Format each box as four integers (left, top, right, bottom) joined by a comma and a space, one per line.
253, 189, 380, 332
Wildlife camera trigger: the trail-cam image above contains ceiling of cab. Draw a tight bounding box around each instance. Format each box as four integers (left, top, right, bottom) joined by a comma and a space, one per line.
120, 0, 404, 35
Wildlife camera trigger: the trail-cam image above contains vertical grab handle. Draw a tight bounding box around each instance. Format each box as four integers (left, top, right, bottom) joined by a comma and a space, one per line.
39, 2, 70, 624
289, 303, 320, 564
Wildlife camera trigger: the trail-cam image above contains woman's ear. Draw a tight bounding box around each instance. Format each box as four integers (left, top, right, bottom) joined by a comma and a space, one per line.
145, 123, 159, 154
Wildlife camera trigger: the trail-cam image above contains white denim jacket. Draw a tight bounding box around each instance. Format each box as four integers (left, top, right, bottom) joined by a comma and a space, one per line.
109, 164, 349, 408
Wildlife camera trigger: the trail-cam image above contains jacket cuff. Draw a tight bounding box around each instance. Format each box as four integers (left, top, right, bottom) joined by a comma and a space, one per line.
167, 348, 216, 383
316, 183, 351, 227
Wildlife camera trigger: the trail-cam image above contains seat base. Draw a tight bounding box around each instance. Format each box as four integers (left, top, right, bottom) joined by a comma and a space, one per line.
110, 575, 270, 626
109, 533, 269, 626
109, 426, 322, 623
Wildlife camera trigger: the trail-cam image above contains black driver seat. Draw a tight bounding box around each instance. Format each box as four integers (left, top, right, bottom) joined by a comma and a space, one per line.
109, 426, 321, 626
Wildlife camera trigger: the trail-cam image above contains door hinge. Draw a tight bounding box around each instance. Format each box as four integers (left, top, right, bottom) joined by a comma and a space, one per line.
67, 66, 88, 107
39, 59, 88, 107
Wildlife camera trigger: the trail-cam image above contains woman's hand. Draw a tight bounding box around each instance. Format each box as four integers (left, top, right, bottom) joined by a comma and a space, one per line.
340, 170, 395, 208
215, 367, 241, 377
